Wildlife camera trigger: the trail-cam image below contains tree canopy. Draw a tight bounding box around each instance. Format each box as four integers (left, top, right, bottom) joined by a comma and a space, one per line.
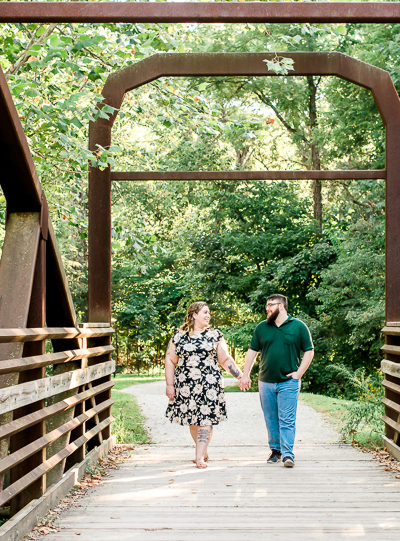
0, 11, 390, 396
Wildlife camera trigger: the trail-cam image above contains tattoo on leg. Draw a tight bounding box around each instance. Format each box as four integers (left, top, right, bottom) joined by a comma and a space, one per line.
227, 363, 240, 378
197, 426, 211, 443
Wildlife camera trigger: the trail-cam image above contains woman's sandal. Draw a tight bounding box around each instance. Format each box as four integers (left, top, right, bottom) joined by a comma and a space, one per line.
195, 460, 208, 469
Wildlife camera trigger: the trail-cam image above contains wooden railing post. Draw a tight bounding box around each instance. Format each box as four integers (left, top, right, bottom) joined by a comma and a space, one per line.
82, 323, 113, 448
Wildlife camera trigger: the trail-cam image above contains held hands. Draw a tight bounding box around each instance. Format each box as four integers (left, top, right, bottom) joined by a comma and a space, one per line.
238, 374, 251, 392
166, 384, 175, 400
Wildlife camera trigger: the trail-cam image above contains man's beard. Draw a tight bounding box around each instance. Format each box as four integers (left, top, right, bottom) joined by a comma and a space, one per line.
267, 309, 279, 325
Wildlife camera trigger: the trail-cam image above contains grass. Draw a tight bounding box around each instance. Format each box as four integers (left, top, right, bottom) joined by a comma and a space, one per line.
224, 383, 242, 392
111, 389, 151, 444
300, 392, 383, 448
112, 373, 164, 390
300, 392, 351, 430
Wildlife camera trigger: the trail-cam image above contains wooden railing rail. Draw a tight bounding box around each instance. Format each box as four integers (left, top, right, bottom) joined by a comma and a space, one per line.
0, 380, 114, 441
0, 360, 115, 415
0, 344, 114, 375
0, 326, 114, 343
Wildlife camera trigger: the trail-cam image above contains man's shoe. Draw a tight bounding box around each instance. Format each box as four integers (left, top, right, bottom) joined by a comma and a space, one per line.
282, 456, 295, 468
267, 450, 282, 463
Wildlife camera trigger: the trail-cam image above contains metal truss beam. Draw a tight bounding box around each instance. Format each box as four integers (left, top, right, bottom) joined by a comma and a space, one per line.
110, 170, 386, 182
1, 2, 400, 24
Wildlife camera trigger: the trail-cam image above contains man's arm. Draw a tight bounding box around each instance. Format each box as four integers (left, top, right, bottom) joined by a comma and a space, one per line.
238, 349, 259, 391
287, 349, 314, 380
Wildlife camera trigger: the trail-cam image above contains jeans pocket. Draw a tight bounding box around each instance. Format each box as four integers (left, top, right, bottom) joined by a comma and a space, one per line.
289, 377, 301, 389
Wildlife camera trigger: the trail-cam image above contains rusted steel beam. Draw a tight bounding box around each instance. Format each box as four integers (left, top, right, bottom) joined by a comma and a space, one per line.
111, 170, 386, 181
2, 2, 400, 24
0, 68, 42, 212
89, 51, 398, 323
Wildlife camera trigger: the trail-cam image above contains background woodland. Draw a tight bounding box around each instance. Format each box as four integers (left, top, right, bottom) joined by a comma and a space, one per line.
0, 8, 392, 399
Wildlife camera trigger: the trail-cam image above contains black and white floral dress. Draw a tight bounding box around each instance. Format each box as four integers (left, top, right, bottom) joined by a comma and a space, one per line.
165, 328, 227, 426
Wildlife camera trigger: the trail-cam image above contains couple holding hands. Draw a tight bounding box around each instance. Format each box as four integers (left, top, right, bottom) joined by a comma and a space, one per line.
165, 295, 314, 469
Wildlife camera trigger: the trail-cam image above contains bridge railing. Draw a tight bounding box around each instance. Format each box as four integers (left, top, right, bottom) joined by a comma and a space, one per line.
0, 324, 114, 513
0, 64, 116, 516
381, 325, 400, 459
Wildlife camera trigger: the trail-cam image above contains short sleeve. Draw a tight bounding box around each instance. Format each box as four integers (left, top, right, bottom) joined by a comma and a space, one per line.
249, 327, 260, 352
300, 322, 314, 352
214, 328, 224, 343
171, 329, 184, 345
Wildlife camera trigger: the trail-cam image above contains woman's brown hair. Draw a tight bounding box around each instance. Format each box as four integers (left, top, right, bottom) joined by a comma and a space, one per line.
180, 301, 208, 334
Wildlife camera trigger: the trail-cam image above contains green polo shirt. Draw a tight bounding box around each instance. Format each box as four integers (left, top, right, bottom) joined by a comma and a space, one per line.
250, 315, 314, 383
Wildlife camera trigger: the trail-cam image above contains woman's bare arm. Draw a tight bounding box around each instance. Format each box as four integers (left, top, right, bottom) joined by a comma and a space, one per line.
217, 338, 243, 379
165, 339, 178, 399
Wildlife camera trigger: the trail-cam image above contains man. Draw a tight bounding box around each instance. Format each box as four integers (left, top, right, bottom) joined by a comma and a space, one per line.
239, 294, 314, 468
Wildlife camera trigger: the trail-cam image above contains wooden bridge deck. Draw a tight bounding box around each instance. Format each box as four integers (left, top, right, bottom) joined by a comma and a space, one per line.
43, 383, 400, 541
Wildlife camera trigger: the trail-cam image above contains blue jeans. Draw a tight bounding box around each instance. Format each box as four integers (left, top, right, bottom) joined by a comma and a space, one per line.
258, 378, 301, 460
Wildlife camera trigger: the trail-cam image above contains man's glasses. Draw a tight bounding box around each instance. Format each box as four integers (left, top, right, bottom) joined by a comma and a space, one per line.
266, 302, 281, 308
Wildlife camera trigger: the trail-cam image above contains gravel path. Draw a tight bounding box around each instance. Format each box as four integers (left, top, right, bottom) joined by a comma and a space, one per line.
121, 379, 339, 448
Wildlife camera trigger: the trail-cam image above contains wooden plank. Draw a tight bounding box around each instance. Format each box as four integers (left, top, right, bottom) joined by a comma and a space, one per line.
382, 414, 400, 433
80, 323, 111, 328
382, 326, 400, 335
383, 379, 400, 394
382, 397, 400, 413
0, 360, 115, 415
381, 359, 400, 378
381, 344, 400, 355
0, 399, 113, 475
0, 345, 114, 374
386, 321, 400, 327
0, 380, 114, 440
0, 327, 79, 343
0, 327, 113, 343
79, 328, 114, 338
0, 417, 112, 506
383, 435, 400, 461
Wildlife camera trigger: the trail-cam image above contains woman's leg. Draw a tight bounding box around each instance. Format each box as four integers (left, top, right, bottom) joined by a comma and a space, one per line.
190, 425, 209, 462
195, 425, 213, 468
189, 425, 198, 444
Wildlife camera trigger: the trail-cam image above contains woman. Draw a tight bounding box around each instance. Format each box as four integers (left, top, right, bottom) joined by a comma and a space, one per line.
165, 301, 243, 468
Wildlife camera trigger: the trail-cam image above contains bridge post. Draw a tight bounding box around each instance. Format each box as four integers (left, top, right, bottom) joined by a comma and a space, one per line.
88, 135, 112, 324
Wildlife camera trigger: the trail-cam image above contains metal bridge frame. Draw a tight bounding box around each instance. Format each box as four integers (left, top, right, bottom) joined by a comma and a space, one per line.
1, 2, 400, 465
